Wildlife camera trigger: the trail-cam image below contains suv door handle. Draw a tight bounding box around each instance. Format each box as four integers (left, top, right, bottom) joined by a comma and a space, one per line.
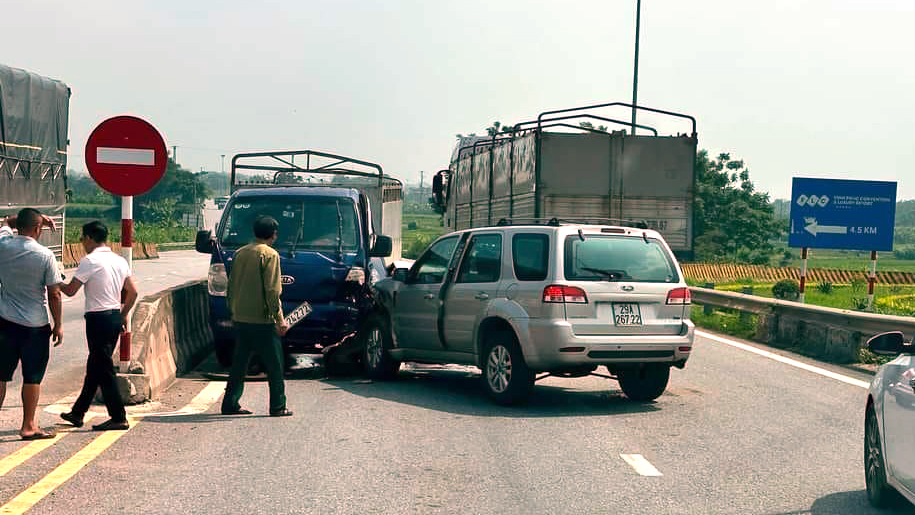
474, 292, 490, 301
423, 293, 435, 300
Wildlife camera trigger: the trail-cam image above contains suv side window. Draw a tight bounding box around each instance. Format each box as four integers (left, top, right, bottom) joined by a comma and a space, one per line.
410, 236, 459, 284
512, 233, 549, 281
456, 234, 502, 283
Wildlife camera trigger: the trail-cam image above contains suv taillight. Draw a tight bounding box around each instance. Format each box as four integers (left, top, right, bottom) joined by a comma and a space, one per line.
666, 287, 691, 305
542, 285, 588, 304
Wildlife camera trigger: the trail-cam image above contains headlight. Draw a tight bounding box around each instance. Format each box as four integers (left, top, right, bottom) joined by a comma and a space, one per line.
208, 263, 228, 296
345, 267, 366, 285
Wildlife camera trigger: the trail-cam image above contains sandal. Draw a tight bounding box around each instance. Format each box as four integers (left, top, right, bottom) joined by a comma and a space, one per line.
21, 430, 57, 440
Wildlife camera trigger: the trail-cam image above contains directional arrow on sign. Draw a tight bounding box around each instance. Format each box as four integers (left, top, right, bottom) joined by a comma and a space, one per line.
804, 220, 847, 236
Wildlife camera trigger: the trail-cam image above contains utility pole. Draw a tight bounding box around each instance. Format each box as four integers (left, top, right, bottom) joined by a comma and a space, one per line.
630, 0, 642, 136
172, 145, 177, 164
420, 170, 424, 189
221, 154, 226, 194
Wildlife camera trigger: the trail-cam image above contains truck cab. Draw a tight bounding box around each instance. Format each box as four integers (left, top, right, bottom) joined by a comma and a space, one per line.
195, 151, 401, 367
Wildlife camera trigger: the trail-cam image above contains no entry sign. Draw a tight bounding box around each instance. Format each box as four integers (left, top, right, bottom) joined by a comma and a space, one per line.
85, 115, 167, 196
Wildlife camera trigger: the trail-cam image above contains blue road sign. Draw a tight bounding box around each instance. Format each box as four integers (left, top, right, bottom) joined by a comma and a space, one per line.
788, 178, 897, 251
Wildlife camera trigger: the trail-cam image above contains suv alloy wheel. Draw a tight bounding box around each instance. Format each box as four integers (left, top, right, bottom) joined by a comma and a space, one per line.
482, 330, 534, 405
362, 314, 401, 380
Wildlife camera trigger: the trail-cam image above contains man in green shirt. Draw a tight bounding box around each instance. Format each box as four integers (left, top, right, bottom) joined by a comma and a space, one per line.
221, 216, 292, 417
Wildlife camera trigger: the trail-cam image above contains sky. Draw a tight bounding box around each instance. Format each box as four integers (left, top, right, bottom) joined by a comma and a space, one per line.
3, 0, 914, 200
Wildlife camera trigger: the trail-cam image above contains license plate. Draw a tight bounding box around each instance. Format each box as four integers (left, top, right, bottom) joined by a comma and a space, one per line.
284, 302, 313, 328
612, 303, 642, 326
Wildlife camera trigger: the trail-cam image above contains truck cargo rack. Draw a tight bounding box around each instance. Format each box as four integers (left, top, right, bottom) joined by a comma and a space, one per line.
495, 217, 649, 230
231, 149, 393, 191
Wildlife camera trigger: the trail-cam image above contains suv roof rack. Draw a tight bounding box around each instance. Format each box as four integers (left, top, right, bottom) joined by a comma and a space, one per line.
495, 217, 649, 229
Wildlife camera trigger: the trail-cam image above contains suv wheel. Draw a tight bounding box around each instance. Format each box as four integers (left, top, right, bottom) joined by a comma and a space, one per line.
865, 406, 896, 507
362, 314, 400, 380
617, 364, 670, 402
482, 330, 533, 405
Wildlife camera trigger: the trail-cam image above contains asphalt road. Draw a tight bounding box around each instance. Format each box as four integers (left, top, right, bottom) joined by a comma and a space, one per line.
3, 321, 912, 514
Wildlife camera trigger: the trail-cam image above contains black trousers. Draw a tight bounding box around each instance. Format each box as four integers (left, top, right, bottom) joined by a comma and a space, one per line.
71, 310, 126, 421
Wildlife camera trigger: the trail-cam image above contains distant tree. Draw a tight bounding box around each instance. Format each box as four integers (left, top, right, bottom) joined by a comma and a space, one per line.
693, 150, 781, 263
579, 122, 609, 132
486, 121, 503, 137
66, 172, 113, 204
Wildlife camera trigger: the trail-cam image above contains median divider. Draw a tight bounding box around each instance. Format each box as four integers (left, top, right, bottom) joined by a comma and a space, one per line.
690, 286, 915, 363
116, 279, 213, 404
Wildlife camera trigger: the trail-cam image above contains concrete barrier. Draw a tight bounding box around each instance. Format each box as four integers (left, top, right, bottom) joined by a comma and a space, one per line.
62, 243, 160, 268
118, 279, 212, 403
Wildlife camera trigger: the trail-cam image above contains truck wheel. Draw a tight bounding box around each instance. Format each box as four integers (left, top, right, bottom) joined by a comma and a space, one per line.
362, 315, 400, 380
214, 339, 235, 368
618, 364, 670, 402
482, 330, 533, 406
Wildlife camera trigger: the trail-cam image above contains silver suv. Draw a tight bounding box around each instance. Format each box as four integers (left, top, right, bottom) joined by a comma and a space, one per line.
363, 221, 695, 405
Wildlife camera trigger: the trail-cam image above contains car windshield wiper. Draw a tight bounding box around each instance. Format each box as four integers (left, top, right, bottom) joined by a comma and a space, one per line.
579, 267, 625, 281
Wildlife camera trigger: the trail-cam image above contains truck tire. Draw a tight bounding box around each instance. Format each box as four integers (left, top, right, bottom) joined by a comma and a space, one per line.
362, 314, 400, 380
618, 364, 670, 402
482, 330, 533, 406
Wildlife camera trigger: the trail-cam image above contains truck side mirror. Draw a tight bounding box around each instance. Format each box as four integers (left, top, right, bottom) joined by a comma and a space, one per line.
867, 331, 905, 355
369, 235, 393, 257
392, 268, 409, 282
195, 230, 215, 254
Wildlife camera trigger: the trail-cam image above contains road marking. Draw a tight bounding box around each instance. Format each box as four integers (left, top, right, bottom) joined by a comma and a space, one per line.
696, 330, 871, 389
0, 419, 135, 515
620, 454, 662, 476
137, 381, 225, 417
0, 381, 224, 513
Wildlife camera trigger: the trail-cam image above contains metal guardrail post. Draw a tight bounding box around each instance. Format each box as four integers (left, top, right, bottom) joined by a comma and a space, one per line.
703, 283, 715, 315
740, 286, 753, 323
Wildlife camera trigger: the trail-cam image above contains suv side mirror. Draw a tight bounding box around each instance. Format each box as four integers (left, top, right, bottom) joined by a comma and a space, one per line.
195, 230, 215, 254
369, 235, 393, 257
867, 331, 905, 355
392, 268, 409, 282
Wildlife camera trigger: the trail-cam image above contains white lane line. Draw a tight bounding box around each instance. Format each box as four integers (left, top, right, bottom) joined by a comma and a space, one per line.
696, 330, 871, 389
620, 454, 662, 476
136, 381, 225, 417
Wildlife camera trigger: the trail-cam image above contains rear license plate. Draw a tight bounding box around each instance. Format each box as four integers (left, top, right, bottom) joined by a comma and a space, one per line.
612, 303, 642, 326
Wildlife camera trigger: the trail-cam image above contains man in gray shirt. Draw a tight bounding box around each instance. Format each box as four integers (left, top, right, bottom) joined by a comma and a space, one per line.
0, 208, 62, 440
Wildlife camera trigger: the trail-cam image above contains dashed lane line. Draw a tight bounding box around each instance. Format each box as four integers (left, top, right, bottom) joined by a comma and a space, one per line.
696, 330, 871, 389
620, 454, 663, 476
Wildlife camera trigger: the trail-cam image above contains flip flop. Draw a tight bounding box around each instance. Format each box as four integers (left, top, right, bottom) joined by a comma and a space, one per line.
21, 430, 56, 440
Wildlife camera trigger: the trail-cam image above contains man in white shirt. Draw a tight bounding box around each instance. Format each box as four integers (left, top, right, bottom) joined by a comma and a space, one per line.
0, 209, 62, 440
59, 221, 138, 431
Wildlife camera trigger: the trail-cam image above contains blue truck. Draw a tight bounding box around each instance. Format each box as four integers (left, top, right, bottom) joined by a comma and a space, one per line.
195, 150, 403, 368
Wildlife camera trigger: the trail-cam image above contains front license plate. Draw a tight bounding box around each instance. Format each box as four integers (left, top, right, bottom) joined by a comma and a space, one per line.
284, 302, 313, 328
612, 303, 642, 326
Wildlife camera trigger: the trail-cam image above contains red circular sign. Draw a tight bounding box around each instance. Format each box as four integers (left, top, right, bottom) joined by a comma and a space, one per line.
85, 115, 168, 197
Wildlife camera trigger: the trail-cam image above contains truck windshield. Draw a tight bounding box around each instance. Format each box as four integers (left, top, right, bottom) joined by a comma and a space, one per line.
218, 197, 359, 253
564, 235, 679, 283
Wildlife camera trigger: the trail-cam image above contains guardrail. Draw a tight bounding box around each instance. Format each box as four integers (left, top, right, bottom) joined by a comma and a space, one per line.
689, 287, 915, 363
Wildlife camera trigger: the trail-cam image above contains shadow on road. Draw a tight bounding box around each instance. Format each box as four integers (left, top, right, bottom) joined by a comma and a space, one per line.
767, 490, 913, 515
322, 365, 661, 418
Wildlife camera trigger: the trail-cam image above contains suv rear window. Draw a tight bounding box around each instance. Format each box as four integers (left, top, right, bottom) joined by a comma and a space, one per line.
513, 233, 549, 281
564, 235, 679, 283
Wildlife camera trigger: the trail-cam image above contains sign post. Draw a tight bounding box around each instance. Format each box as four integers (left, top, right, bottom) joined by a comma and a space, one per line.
799, 247, 809, 303
788, 178, 897, 310
85, 115, 167, 372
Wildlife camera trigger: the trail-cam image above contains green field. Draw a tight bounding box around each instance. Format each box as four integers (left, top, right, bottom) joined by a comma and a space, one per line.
402, 213, 446, 259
